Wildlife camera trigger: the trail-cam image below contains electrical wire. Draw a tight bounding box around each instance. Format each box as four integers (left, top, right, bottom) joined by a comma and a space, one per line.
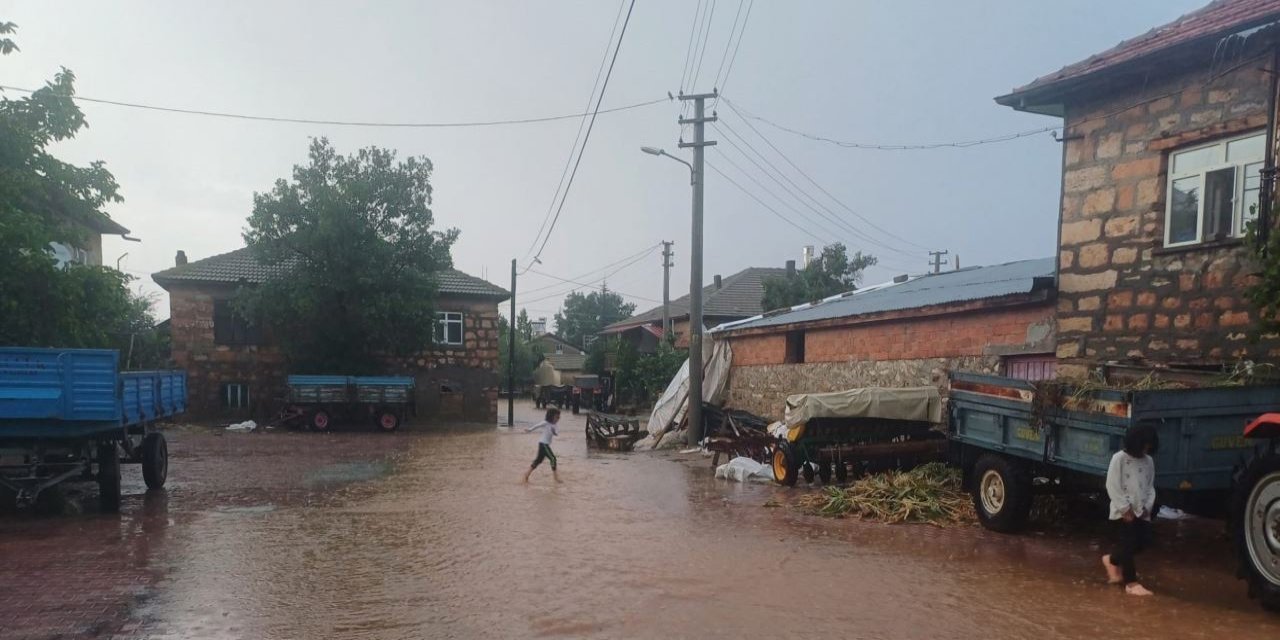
715, 0, 754, 96
712, 146, 847, 240
527, 269, 662, 304
523, 0, 629, 260
525, 0, 637, 270
0, 85, 666, 129
679, 0, 706, 94
705, 160, 825, 243
711, 0, 745, 92
519, 243, 661, 295
688, 0, 718, 92
520, 248, 659, 305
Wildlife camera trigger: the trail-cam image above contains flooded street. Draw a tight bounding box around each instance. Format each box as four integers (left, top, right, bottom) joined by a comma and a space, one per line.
2, 401, 1279, 639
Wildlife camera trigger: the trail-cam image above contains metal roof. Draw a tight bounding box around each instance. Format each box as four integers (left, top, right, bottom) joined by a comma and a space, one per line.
715, 258, 1055, 334
542, 353, 586, 371
152, 246, 509, 299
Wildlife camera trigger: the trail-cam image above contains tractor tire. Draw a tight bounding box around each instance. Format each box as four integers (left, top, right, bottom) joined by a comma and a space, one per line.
310, 409, 332, 433
971, 453, 1032, 533
1233, 451, 1280, 612
802, 462, 816, 484
97, 443, 122, 513
375, 410, 401, 433
141, 432, 169, 490
772, 442, 800, 487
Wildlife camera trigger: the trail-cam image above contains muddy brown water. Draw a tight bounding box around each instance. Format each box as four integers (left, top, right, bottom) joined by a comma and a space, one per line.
3, 402, 1280, 639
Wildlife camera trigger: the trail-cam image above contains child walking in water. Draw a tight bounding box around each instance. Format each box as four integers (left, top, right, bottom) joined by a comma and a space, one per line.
1102, 424, 1159, 596
523, 408, 562, 483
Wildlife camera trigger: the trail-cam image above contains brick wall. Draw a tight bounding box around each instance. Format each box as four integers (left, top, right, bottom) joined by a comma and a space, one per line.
1055, 61, 1280, 374
168, 286, 502, 423
723, 302, 1054, 419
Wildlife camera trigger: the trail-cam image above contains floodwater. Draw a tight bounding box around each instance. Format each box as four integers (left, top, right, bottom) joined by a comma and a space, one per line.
3, 402, 1280, 639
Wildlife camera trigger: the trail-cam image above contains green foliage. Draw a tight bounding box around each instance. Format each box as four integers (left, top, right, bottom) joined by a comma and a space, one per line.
0, 23, 161, 365
498, 308, 543, 389
552, 285, 636, 351
761, 243, 877, 311
1246, 206, 1280, 335
239, 138, 458, 373
590, 337, 685, 408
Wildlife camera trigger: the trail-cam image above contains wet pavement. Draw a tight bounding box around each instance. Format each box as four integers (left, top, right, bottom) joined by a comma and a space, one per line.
3, 401, 1280, 639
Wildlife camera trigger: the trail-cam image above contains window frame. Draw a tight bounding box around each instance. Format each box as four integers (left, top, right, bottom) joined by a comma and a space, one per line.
213, 299, 262, 346
1164, 130, 1266, 249
784, 330, 806, 364
435, 311, 465, 347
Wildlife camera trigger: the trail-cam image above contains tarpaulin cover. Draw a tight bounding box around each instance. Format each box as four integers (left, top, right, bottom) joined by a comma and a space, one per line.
784, 387, 942, 428
645, 339, 733, 438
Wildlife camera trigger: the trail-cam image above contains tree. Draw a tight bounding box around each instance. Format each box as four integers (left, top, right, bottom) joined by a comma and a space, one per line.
498, 308, 543, 389
0, 22, 159, 363
761, 243, 877, 310
553, 285, 636, 351
239, 138, 458, 373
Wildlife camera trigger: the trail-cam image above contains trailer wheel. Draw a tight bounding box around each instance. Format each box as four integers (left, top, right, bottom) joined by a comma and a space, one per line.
310, 409, 332, 432
971, 453, 1031, 533
97, 444, 122, 513
773, 442, 799, 486
142, 433, 169, 490
834, 461, 849, 484
375, 410, 401, 432
1233, 452, 1280, 611
817, 461, 833, 484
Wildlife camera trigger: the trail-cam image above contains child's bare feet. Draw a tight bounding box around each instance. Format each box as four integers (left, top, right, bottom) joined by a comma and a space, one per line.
1124, 583, 1154, 596
1102, 555, 1122, 584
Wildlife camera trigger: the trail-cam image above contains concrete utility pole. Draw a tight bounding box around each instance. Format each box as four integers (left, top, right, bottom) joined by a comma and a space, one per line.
508, 258, 516, 427
661, 241, 674, 339
678, 91, 717, 446
929, 250, 949, 274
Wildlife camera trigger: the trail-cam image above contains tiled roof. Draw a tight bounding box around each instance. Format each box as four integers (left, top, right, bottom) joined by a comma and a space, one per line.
543, 353, 586, 371
602, 267, 788, 332
152, 246, 509, 299
715, 258, 1056, 334
998, 0, 1280, 111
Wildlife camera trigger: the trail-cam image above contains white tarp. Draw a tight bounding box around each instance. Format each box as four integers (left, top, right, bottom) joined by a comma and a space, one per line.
645, 339, 734, 438
715, 457, 774, 483
784, 387, 943, 427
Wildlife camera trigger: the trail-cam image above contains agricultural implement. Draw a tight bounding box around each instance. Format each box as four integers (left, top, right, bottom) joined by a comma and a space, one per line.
702, 404, 774, 466
280, 375, 414, 432
949, 371, 1280, 611
0, 347, 186, 512
772, 387, 946, 486
534, 384, 572, 410
585, 413, 646, 451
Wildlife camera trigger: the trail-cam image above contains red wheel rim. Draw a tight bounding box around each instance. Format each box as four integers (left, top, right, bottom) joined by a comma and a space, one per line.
314, 412, 329, 429
379, 414, 396, 430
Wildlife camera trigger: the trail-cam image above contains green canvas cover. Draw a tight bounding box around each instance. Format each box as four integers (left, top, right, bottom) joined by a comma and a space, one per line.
784, 386, 943, 427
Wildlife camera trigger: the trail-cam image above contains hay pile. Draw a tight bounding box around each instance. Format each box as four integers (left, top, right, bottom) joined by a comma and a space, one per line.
795, 463, 975, 526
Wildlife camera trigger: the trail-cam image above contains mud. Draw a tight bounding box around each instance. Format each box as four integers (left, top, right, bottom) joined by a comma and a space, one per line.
1, 402, 1278, 639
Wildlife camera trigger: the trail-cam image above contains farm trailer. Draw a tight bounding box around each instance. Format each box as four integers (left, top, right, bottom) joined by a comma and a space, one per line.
283, 375, 415, 432
0, 347, 186, 512
948, 371, 1280, 610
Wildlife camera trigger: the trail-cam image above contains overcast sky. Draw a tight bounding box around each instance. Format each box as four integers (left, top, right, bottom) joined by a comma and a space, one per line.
4, 0, 1206, 323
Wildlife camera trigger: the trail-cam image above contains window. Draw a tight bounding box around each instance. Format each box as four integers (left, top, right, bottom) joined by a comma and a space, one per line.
1003, 354, 1057, 382
222, 383, 250, 409
784, 331, 806, 364
213, 300, 262, 346
1165, 131, 1266, 247
435, 312, 464, 346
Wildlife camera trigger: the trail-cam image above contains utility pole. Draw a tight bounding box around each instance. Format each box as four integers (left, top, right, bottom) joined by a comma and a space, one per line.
678, 91, 716, 446
929, 250, 949, 275
661, 241, 674, 339
508, 258, 516, 427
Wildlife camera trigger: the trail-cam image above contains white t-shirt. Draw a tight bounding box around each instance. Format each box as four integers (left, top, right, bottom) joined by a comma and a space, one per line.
528, 420, 559, 446
1105, 450, 1156, 520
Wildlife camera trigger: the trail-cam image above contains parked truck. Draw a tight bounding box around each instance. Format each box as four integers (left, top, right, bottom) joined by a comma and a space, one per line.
948, 371, 1280, 610
0, 347, 186, 512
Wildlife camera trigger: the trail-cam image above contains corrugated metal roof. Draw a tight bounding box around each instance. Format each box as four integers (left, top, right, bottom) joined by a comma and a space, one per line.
152, 246, 509, 299
603, 266, 787, 331
715, 258, 1055, 333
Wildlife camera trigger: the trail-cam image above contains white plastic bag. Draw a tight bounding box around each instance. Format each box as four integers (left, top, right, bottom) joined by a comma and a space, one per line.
715, 456, 774, 483
226, 420, 256, 432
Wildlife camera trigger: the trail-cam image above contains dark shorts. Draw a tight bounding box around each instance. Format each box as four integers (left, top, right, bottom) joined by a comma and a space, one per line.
531, 443, 557, 470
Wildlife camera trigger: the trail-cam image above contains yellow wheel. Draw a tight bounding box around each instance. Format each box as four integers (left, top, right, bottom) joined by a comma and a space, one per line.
772, 442, 799, 486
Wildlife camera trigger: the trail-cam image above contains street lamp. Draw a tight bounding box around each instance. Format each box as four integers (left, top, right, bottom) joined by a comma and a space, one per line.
640, 147, 694, 184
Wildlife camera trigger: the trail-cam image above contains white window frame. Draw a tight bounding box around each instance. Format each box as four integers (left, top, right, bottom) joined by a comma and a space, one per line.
1164, 130, 1267, 248
435, 311, 464, 347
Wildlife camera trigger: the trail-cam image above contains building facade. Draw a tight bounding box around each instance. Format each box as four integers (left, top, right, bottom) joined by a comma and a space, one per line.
154, 247, 508, 423
998, 0, 1280, 376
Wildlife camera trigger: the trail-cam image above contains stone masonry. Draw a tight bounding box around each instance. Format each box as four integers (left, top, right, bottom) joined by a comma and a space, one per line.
1055, 60, 1280, 375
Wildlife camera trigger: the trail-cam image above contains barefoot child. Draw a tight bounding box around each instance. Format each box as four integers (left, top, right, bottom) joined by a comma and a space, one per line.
523, 408, 562, 483
1102, 424, 1159, 596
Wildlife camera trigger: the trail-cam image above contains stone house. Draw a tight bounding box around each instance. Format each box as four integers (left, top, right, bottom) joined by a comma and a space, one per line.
50, 212, 132, 268
997, 0, 1280, 376
714, 258, 1058, 420
152, 247, 509, 423
600, 264, 790, 351
532, 332, 582, 357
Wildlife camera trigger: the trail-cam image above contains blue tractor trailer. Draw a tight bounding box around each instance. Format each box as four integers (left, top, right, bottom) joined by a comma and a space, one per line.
0, 347, 187, 512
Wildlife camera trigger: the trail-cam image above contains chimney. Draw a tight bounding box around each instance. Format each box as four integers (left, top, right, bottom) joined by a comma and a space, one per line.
175, 250, 188, 266
786, 259, 796, 276
955, 254, 961, 270
893, 274, 909, 284
714, 274, 722, 289
802, 245, 815, 268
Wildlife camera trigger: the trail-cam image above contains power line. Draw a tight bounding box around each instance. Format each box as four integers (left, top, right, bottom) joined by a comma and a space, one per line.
715, 0, 754, 96
688, 0, 718, 92
705, 160, 825, 243
523, 0, 629, 260
520, 242, 660, 304
711, 0, 745, 92
712, 146, 847, 241
520, 254, 659, 306
679, 0, 706, 93
526, 0, 637, 269
528, 269, 661, 304
0, 84, 666, 129
519, 243, 660, 295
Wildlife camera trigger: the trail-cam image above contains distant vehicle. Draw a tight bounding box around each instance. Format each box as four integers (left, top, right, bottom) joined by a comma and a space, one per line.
0, 348, 186, 512
534, 384, 572, 410
949, 372, 1280, 611
281, 375, 415, 432
571, 374, 612, 414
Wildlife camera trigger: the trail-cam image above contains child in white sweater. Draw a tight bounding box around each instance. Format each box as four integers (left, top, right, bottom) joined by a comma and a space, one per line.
1102, 424, 1159, 596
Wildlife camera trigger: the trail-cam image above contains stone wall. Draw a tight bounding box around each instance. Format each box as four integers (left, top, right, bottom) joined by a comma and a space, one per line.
1056, 60, 1280, 374
168, 286, 502, 423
